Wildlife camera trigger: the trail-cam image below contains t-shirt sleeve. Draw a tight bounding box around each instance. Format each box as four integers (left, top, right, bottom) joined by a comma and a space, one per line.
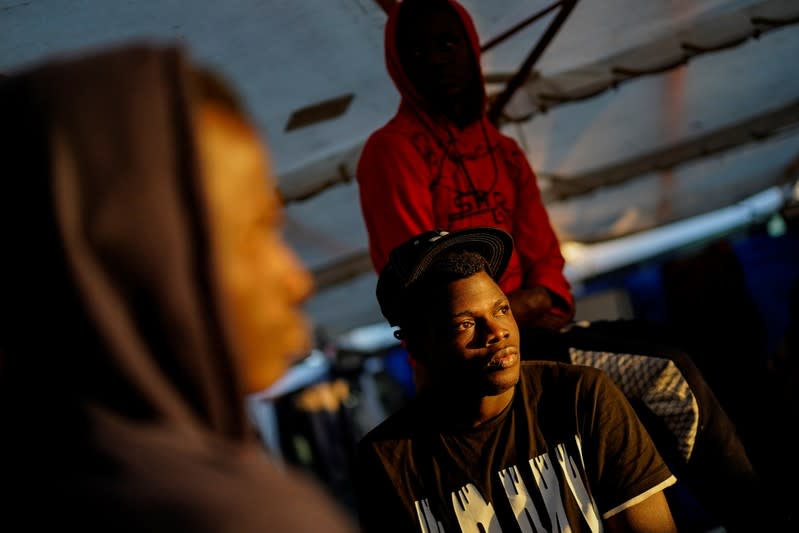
581, 368, 677, 518
356, 130, 437, 275
504, 137, 574, 317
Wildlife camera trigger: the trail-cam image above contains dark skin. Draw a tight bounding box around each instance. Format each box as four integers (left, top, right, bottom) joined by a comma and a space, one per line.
405, 270, 521, 427
509, 285, 571, 331
397, 2, 572, 330
397, 2, 483, 129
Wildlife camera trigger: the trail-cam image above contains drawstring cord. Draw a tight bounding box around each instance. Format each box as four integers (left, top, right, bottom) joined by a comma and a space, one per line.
407, 100, 500, 197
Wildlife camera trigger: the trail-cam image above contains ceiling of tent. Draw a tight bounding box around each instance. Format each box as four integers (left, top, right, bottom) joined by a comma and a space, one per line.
3, 0, 799, 340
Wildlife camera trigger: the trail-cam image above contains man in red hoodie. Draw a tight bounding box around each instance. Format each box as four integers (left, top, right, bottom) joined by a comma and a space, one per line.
357, 0, 573, 331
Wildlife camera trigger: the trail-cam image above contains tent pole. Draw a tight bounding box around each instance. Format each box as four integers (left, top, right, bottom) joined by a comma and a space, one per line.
487, 0, 578, 126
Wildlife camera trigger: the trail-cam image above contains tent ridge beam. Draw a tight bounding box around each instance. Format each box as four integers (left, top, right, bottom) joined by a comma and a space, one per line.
543, 99, 799, 202
498, 0, 799, 125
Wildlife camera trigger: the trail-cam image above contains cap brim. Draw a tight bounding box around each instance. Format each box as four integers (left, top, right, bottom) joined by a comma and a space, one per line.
404, 226, 513, 287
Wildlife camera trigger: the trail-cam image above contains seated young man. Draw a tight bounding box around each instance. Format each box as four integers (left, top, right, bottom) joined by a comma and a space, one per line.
355, 227, 678, 533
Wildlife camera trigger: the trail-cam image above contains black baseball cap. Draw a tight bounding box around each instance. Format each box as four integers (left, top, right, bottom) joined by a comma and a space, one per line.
376, 227, 513, 326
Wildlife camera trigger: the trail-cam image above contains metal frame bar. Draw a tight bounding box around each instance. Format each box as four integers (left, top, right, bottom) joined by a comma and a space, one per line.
480, 1, 563, 52
487, 0, 578, 125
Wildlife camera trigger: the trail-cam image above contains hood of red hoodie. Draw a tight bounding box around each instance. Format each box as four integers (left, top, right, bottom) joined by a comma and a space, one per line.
384, 0, 487, 117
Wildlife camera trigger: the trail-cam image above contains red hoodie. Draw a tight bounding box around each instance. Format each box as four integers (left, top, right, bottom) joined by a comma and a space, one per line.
357, 0, 573, 320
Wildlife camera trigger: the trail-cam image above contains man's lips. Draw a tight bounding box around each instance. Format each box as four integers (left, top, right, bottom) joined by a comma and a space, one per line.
485, 347, 518, 370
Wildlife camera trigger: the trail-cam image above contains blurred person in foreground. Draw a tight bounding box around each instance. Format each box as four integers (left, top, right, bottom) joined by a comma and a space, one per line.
355, 227, 678, 533
0, 44, 357, 532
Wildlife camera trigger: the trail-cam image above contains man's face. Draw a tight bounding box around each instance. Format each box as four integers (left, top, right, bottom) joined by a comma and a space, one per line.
399, 4, 478, 106
415, 271, 521, 396
197, 102, 313, 394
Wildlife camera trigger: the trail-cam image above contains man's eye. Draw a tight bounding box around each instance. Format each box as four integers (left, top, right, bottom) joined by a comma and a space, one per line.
497, 304, 510, 316
438, 36, 459, 50
454, 320, 474, 331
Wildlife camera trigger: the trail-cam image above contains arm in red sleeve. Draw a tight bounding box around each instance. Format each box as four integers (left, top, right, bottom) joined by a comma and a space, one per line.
505, 138, 574, 322
356, 129, 436, 274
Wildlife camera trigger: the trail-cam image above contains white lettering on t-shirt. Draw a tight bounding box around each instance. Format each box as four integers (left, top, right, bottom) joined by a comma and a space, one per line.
451, 483, 502, 532
498, 464, 547, 532
554, 439, 601, 531
416, 498, 447, 532
414, 436, 601, 532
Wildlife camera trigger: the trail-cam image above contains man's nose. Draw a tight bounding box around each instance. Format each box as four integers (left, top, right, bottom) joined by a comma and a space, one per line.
426, 40, 458, 64
426, 48, 450, 66
485, 319, 509, 346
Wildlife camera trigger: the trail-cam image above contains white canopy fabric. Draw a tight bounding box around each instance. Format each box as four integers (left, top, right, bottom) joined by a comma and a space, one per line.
3, 0, 798, 339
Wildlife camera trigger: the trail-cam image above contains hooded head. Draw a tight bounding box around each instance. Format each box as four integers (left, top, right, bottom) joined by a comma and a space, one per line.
0, 44, 312, 442
385, 0, 486, 128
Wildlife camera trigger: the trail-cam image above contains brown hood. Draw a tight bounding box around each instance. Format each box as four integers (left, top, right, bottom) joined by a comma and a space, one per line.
384, 0, 487, 116
0, 44, 247, 441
